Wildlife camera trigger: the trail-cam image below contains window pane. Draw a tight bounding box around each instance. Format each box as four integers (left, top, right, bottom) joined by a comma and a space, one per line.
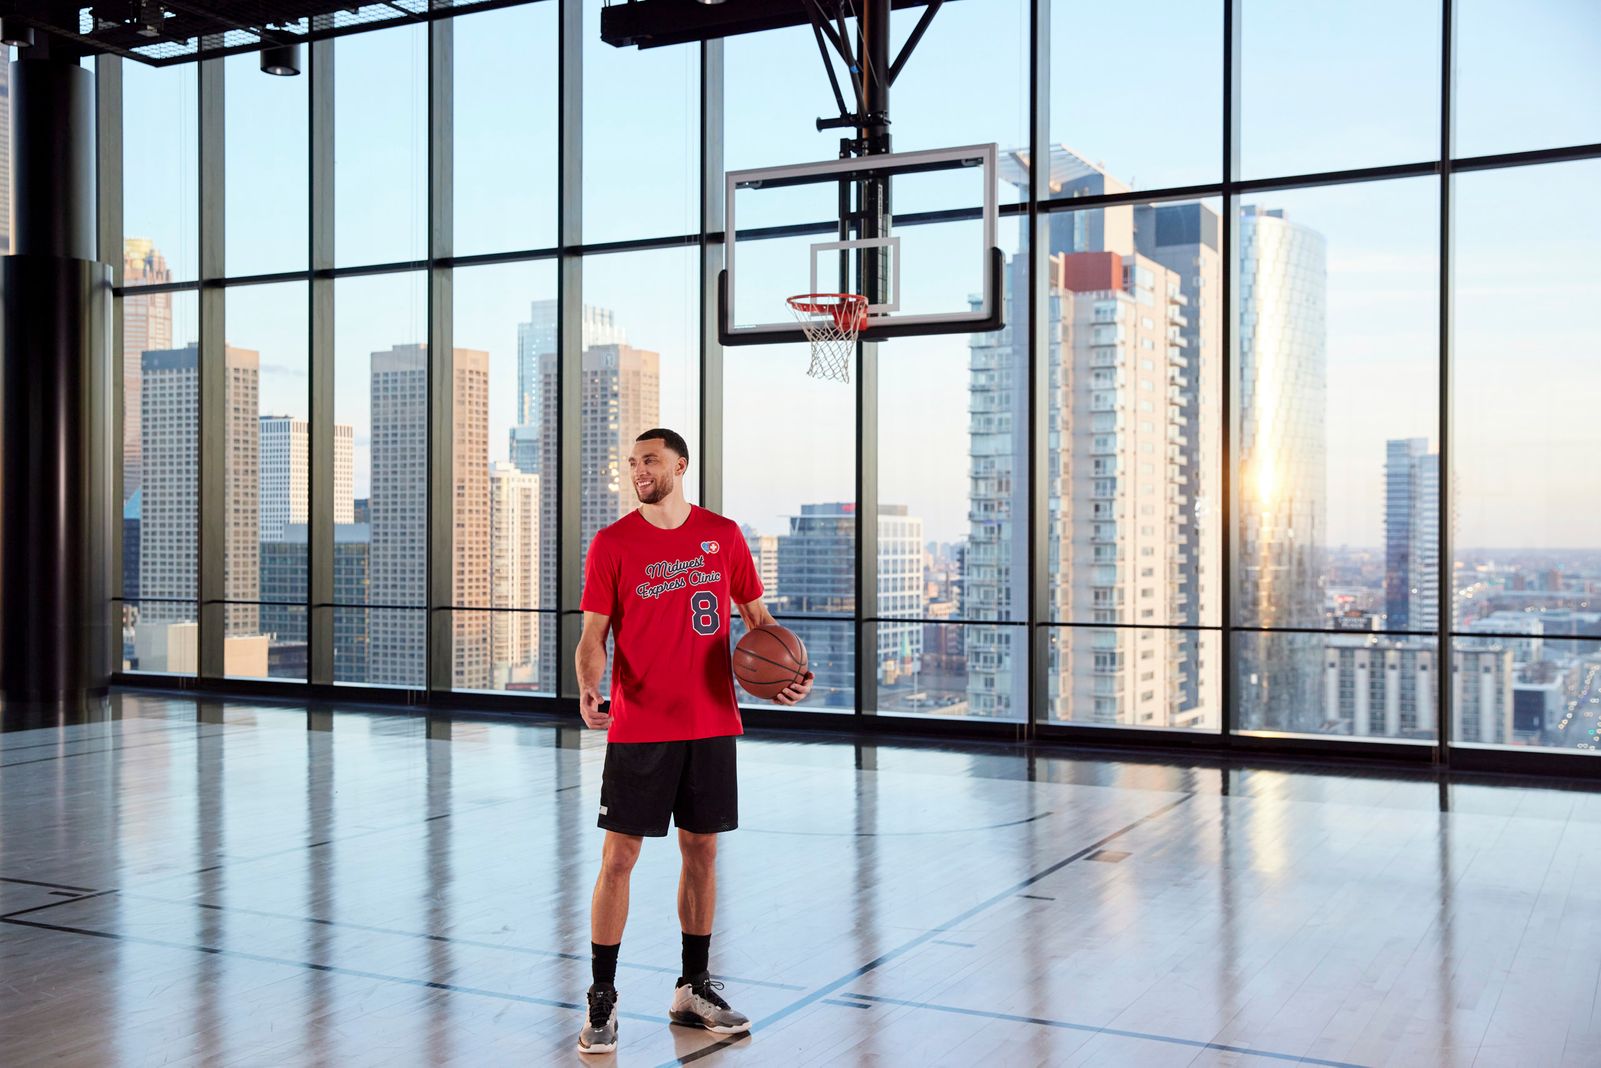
1455, 0, 1601, 158
451, 611, 555, 695
723, 25, 834, 174
879, 226, 1029, 626
126, 291, 199, 674
228, 282, 308, 681
878, 623, 1027, 722
335, 272, 426, 687
890, 0, 1028, 193
1043, 197, 1223, 630
124, 62, 198, 282
1050, 0, 1221, 191
731, 616, 855, 713
1454, 161, 1600, 643
1234, 179, 1438, 633
1237, 631, 1439, 740
336, 26, 426, 267
583, 0, 697, 243
577, 247, 700, 580
1240, 0, 1440, 178
725, 344, 855, 617
1451, 637, 1601, 755
225, 53, 307, 276
452, 261, 558, 690
1050, 627, 1221, 730
453, 4, 557, 256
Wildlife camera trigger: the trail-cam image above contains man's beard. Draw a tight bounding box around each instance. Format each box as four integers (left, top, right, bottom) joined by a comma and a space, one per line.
636, 474, 674, 504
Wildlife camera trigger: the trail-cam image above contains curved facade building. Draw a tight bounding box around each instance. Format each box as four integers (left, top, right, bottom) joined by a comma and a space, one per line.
1235, 207, 1329, 732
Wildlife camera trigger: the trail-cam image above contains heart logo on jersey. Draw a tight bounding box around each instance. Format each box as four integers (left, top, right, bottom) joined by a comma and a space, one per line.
701, 540, 720, 554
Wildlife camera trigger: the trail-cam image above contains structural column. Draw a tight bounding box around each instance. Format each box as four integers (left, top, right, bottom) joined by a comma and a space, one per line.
0, 56, 114, 714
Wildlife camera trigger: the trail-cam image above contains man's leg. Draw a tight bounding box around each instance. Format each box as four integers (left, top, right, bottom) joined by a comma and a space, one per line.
592, 830, 643, 950
677, 828, 717, 942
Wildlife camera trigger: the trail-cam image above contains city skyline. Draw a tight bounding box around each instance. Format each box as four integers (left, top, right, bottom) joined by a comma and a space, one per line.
119, 223, 1601, 748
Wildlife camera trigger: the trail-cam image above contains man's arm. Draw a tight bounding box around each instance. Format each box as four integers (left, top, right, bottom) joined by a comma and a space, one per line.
576, 611, 612, 729
736, 599, 814, 706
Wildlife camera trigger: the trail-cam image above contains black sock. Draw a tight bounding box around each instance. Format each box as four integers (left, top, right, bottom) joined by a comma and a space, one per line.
592, 942, 620, 988
682, 931, 711, 981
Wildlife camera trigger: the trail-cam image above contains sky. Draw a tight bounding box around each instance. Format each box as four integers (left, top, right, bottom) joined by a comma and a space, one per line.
112, 0, 1601, 549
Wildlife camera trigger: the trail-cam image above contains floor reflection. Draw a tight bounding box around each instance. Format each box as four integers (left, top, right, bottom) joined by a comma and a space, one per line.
0, 691, 1595, 1067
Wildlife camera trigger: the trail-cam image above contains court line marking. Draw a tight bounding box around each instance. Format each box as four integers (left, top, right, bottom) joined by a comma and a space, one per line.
742, 809, 1053, 838
832, 992, 1371, 1068
664, 794, 1195, 1067
0, 721, 188, 754
109, 893, 809, 992
0, 875, 100, 894
0, 915, 666, 1025
0, 734, 206, 769
0, 889, 120, 922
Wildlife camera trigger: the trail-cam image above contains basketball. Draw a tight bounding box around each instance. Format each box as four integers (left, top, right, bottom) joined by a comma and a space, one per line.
733, 625, 809, 701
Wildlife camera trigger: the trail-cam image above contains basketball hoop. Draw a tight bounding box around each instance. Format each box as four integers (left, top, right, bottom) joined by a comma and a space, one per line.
787, 293, 867, 384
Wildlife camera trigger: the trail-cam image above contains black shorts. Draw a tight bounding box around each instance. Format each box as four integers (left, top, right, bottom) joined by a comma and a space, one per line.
598, 735, 739, 838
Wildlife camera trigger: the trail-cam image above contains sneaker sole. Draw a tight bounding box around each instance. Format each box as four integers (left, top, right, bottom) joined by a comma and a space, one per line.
670, 1011, 751, 1035
577, 1039, 617, 1054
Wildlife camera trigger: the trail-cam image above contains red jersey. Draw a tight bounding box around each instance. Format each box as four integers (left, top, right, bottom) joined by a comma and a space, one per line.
580, 506, 763, 743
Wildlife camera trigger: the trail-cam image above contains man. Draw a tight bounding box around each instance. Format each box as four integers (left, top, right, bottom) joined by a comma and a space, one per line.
575, 428, 812, 1055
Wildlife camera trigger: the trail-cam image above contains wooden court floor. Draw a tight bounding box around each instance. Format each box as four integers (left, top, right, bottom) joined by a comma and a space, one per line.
1, 692, 1598, 1067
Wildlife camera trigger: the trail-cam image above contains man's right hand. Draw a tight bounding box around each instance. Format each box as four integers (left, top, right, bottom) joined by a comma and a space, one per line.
580, 687, 611, 730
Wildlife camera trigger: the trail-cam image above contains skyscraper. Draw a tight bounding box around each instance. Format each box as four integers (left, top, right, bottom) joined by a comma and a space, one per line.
258, 417, 354, 541
139, 343, 260, 639
527, 312, 661, 686
453, 348, 492, 689
367, 344, 491, 689
967, 147, 1219, 726
1134, 202, 1222, 724
123, 239, 174, 502
1384, 437, 1440, 632
1235, 205, 1329, 732
489, 462, 541, 688
1051, 249, 1194, 727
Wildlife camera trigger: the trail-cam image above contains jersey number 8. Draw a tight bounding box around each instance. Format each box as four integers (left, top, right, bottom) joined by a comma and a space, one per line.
691, 591, 720, 636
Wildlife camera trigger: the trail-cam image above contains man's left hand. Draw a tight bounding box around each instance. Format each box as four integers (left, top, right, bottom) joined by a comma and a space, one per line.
773, 672, 814, 706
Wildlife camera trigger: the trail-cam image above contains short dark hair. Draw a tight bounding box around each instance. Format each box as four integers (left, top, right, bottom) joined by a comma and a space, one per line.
635, 427, 689, 465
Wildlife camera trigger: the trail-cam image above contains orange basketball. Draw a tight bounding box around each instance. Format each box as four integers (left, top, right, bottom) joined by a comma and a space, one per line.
733, 625, 809, 701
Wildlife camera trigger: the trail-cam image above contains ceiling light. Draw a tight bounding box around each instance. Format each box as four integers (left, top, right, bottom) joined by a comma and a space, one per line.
0, 18, 35, 47
260, 42, 301, 77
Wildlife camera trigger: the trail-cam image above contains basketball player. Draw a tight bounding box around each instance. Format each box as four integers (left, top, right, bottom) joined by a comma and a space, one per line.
575, 428, 812, 1055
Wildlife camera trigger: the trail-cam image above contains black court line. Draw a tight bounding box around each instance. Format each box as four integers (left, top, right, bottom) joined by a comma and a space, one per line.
113, 894, 808, 993
0, 722, 186, 754
0, 889, 121, 922
743, 810, 1053, 838
822, 999, 872, 1010
663, 794, 1195, 1067
1018, 893, 1056, 901
0, 733, 208, 769
832, 992, 1371, 1068
0, 914, 665, 1025
0, 875, 100, 894
931, 940, 975, 948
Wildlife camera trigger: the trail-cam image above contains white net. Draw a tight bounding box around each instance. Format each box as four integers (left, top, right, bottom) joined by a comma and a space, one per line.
787, 294, 866, 385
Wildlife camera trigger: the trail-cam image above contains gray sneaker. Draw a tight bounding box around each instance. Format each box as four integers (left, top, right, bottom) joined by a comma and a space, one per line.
669, 974, 751, 1035
577, 984, 618, 1054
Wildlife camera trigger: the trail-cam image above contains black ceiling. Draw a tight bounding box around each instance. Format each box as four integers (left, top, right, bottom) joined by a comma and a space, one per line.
600, 0, 949, 50
1, 1, 539, 67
